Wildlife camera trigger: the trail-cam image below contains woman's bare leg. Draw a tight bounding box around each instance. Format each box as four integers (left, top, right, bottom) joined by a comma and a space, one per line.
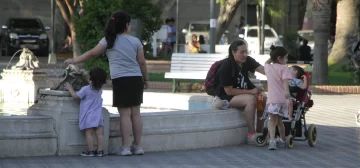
230, 94, 257, 134
118, 107, 132, 147
130, 105, 143, 146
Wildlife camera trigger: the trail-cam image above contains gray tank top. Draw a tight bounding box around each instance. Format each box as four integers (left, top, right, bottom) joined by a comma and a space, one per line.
99, 34, 143, 79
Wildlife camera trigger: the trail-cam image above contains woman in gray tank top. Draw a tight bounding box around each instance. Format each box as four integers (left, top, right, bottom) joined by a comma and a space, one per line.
64, 11, 148, 156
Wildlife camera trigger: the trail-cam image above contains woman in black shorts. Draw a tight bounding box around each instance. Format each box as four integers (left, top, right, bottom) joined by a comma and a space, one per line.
64, 11, 148, 156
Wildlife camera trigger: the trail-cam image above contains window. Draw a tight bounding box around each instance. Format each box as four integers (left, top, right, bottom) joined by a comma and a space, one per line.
191, 24, 210, 32
247, 29, 276, 38
10, 19, 42, 29
239, 29, 245, 35
247, 29, 258, 37
264, 29, 275, 37
299, 32, 314, 42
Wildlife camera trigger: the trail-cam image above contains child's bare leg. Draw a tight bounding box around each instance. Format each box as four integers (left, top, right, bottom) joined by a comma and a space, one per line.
95, 126, 104, 151
85, 129, 94, 151
277, 116, 286, 141
288, 99, 293, 120
268, 114, 278, 141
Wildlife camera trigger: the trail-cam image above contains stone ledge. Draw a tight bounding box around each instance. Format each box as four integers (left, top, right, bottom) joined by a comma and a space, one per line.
108, 108, 247, 153
145, 82, 360, 94
0, 116, 57, 157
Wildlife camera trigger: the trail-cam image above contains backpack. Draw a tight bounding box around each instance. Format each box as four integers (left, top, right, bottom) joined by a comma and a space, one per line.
205, 59, 225, 96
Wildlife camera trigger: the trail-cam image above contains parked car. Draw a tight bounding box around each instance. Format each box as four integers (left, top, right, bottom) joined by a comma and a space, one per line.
181, 20, 229, 45
237, 25, 283, 55
0, 18, 50, 56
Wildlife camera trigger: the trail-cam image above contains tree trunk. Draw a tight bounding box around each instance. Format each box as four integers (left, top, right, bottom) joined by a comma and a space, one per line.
328, 0, 359, 65
70, 26, 81, 58
55, 0, 81, 58
215, 0, 241, 43
302, 0, 314, 30
312, 0, 331, 85
156, 0, 177, 19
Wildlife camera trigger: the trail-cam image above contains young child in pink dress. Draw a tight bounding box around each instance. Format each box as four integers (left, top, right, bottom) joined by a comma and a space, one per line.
65, 67, 107, 156
264, 45, 292, 150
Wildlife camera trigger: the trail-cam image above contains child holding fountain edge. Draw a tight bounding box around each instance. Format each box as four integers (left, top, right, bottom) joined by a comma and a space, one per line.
264, 45, 292, 150
65, 67, 107, 157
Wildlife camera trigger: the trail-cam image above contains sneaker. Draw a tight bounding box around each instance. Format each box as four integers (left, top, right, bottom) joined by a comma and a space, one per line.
94, 150, 104, 157
268, 140, 277, 150
80, 150, 95, 157
131, 145, 145, 155
118, 147, 132, 156
277, 138, 286, 148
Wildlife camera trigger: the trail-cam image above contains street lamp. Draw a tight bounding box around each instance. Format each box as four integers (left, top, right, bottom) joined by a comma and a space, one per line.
210, 0, 216, 53
175, 0, 179, 53
260, 0, 265, 54
48, 0, 56, 64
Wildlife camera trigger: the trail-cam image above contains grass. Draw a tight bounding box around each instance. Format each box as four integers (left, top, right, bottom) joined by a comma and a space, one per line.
148, 71, 356, 86
327, 71, 355, 85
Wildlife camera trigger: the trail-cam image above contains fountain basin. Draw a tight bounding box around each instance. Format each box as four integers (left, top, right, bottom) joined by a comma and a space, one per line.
0, 90, 248, 158
0, 116, 57, 157
27, 89, 110, 156
109, 108, 247, 154
0, 69, 48, 104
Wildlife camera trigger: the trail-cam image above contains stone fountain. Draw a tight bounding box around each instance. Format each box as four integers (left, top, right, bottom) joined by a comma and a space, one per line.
27, 64, 110, 156
0, 48, 47, 104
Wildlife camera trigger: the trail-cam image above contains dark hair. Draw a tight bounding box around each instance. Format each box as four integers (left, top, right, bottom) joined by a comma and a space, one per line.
269, 45, 288, 63
228, 40, 247, 62
227, 40, 247, 76
199, 35, 205, 44
303, 39, 308, 45
89, 67, 107, 91
104, 11, 131, 49
291, 65, 305, 79
165, 18, 170, 24
169, 18, 175, 22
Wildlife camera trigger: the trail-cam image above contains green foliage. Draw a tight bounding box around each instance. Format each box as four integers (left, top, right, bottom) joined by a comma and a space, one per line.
216, 0, 226, 5
74, 0, 162, 74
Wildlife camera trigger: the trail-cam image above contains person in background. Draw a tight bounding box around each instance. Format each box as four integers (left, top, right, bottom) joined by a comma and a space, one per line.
299, 39, 312, 61
199, 35, 206, 45
169, 18, 177, 51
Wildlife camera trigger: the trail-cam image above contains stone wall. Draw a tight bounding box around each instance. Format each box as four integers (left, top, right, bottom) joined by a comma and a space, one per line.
0, 116, 57, 157
108, 108, 247, 154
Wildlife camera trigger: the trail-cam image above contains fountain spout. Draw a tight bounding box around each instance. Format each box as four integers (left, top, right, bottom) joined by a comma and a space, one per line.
9, 48, 40, 70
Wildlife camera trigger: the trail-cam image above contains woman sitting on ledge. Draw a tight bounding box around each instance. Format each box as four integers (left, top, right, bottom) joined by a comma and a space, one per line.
215, 40, 267, 143
189, 34, 206, 53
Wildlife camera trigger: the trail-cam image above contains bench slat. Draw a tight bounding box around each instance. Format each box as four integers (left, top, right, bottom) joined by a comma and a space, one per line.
165, 72, 207, 79
171, 58, 224, 62
165, 53, 269, 81
170, 62, 217, 66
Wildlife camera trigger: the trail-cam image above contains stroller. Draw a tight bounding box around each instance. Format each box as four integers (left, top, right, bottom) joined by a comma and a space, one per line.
254, 62, 315, 148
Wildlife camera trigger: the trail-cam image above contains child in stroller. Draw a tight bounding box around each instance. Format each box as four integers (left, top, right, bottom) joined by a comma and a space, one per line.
255, 62, 315, 149
287, 65, 308, 120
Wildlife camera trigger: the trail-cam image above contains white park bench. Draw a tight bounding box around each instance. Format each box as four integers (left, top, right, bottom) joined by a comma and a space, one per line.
164, 53, 227, 92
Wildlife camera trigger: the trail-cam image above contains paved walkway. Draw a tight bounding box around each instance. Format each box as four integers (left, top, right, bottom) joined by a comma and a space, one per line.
1, 95, 360, 168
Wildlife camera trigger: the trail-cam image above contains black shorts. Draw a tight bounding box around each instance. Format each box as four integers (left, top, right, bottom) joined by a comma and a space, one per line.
112, 76, 144, 107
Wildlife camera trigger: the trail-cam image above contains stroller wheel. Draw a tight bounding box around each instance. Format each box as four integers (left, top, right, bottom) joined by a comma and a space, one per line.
307, 124, 317, 147
254, 134, 267, 147
286, 135, 294, 149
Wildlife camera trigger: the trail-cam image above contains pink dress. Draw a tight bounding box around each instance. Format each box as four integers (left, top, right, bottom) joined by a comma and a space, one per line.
264, 64, 292, 117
